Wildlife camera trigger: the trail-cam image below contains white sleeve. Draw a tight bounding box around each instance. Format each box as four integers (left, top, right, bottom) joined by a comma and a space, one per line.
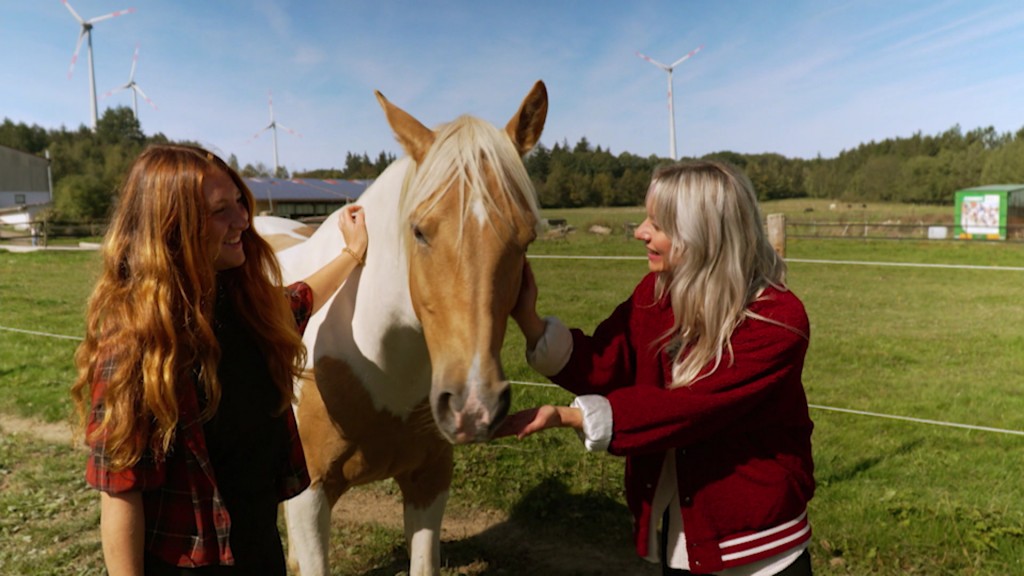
525, 316, 573, 377
570, 395, 612, 453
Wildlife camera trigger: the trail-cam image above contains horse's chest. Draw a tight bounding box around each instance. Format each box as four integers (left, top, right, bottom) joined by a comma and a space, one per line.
297, 356, 450, 489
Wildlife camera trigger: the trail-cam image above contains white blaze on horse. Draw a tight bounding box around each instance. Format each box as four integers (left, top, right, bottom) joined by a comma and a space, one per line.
255, 81, 547, 576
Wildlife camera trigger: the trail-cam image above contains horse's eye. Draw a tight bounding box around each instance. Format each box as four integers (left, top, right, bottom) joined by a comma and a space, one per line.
412, 224, 429, 246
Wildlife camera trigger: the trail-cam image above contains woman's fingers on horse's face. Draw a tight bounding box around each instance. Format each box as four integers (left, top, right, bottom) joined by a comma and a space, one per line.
523, 261, 535, 287
523, 262, 538, 294
517, 266, 535, 298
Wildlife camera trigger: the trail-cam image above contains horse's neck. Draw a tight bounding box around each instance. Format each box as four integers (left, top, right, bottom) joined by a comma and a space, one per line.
354, 156, 419, 330
278, 157, 417, 325
305, 157, 432, 415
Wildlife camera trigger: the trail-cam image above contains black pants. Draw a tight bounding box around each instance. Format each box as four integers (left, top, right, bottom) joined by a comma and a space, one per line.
659, 511, 812, 576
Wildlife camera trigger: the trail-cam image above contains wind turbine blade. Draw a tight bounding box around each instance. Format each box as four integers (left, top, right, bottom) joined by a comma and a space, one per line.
276, 123, 303, 139
248, 126, 272, 143
133, 85, 157, 110
669, 45, 703, 69
86, 7, 136, 25
128, 43, 140, 80
62, 0, 85, 24
636, 51, 669, 71
101, 84, 130, 99
67, 28, 86, 79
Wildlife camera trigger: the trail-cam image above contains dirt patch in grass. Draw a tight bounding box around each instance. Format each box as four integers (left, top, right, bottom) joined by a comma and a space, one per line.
0, 412, 76, 446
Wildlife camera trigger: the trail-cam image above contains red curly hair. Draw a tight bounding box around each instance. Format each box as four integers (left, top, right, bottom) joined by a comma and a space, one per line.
71, 144, 306, 470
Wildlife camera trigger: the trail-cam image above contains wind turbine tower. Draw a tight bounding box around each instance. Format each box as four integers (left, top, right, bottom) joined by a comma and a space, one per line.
251, 91, 302, 178
636, 45, 703, 160
62, 0, 135, 131
103, 43, 157, 119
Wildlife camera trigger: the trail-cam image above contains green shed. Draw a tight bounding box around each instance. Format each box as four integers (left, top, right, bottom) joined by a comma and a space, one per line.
953, 185, 1024, 240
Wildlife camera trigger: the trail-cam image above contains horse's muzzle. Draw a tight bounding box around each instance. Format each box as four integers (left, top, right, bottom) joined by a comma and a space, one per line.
433, 382, 511, 444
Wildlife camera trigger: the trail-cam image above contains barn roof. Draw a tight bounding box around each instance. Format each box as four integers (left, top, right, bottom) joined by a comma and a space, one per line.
244, 177, 370, 203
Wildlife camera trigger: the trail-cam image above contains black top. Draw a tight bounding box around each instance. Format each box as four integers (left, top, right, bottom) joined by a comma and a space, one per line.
146, 290, 289, 575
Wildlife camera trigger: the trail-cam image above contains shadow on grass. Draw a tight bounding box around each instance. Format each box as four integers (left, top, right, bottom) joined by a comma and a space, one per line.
361, 476, 659, 576
0, 363, 29, 378
819, 438, 924, 486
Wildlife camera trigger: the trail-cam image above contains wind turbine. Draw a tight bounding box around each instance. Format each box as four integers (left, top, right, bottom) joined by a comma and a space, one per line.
636, 45, 703, 160
251, 91, 302, 178
62, 0, 136, 131
102, 43, 157, 119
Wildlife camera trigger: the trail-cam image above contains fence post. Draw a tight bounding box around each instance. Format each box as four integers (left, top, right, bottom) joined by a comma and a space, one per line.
767, 213, 786, 258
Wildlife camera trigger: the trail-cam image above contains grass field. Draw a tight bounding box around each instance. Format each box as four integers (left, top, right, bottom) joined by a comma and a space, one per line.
1, 208, 1023, 574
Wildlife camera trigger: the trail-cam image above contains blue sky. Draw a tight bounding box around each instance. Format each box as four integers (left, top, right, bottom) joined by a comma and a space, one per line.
4, 1, 1024, 173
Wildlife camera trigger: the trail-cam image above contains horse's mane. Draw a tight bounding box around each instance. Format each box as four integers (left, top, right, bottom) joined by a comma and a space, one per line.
399, 115, 540, 242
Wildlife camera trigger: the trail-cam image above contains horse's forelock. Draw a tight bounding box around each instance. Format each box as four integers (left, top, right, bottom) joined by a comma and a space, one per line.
399, 115, 540, 241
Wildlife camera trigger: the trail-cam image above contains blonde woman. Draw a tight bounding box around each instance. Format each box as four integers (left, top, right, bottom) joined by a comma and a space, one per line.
71, 144, 367, 575
499, 161, 815, 576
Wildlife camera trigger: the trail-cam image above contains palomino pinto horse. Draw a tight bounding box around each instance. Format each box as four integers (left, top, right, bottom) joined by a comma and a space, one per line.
258, 81, 547, 576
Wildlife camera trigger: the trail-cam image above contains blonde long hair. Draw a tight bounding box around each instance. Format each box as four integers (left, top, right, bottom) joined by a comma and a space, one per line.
71, 144, 306, 471
648, 160, 795, 388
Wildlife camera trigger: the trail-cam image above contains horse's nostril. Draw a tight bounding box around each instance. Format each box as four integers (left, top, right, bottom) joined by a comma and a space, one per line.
487, 392, 512, 438
436, 391, 454, 415
494, 386, 511, 425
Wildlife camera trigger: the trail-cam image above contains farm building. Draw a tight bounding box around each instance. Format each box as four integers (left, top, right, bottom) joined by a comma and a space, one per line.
953, 184, 1024, 240
0, 145, 51, 226
244, 176, 370, 220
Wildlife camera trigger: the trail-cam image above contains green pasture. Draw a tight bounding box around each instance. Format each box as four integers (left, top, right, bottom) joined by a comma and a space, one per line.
1, 218, 1023, 574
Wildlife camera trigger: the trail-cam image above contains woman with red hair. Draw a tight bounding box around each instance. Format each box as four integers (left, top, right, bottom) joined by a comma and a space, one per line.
72, 144, 367, 575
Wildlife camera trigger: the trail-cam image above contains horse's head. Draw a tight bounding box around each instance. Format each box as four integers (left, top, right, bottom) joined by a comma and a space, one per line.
375, 81, 547, 444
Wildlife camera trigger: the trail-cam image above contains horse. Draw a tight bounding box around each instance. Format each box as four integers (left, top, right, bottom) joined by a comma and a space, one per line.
256, 80, 548, 576
253, 214, 317, 251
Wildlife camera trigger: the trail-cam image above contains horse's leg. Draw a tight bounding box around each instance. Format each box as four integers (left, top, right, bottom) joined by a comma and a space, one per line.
403, 489, 449, 576
285, 483, 333, 576
395, 442, 454, 576
287, 370, 350, 576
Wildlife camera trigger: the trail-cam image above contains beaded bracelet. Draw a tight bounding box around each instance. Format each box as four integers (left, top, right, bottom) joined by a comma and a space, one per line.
343, 246, 365, 266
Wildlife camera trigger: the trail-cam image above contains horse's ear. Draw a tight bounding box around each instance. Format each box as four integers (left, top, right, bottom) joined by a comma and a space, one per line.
505, 80, 548, 156
375, 90, 435, 163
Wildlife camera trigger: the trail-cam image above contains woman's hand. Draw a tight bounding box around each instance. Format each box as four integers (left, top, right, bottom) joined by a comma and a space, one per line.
338, 204, 367, 262
494, 405, 582, 440
511, 261, 545, 349
303, 205, 369, 315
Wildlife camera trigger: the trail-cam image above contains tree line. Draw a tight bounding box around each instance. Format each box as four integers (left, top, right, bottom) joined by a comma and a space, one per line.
523, 124, 1024, 208
4, 106, 1024, 221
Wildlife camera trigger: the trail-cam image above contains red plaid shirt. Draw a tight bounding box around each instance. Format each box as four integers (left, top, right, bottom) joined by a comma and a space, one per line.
84, 282, 314, 568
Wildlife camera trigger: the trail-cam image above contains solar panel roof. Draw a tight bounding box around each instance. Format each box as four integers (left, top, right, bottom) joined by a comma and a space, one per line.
244, 177, 370, 202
